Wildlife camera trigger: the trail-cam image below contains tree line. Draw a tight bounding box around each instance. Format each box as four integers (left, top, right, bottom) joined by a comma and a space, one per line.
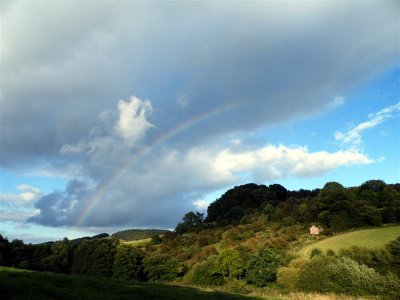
176, 180, 400, 233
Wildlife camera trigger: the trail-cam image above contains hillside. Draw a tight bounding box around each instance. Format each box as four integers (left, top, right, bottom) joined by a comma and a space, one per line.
298, 225, 400, 258
112, 229, 171, 241
1, 179, 400, 299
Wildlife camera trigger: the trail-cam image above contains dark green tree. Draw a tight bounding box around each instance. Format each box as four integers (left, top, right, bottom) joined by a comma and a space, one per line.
72, 238, 118, 277
113, 245, 144, 280
143, 254, 182, 281
246, 249, 283, 287
0, 235, 12, 266
175, 211, 204, 234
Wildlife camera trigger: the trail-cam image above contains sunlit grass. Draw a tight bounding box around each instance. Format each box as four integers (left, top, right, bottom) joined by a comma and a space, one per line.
297, 225, 400, 258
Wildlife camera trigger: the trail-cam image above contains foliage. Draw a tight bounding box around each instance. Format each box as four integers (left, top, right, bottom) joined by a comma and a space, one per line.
113, 245, 144, 280
338, 246, 390, 274
143, 254, 182, 282
111, 229, 170, 241
0, 235, 12, 266
310, 248, 322, 258
188, 256, 224, 286
217, 249, 249, 279
386, 236, 400, 276
277, 266, 300, 291
175, 211, 204, 234
71, 238, 118, 277
246, 249, 283, 287
296, 255, 400, 296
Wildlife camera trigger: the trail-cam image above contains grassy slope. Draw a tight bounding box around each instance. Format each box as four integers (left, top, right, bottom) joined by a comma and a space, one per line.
298, 225, 400, 258
0, 267, 275, 300
121, 238, 152, 247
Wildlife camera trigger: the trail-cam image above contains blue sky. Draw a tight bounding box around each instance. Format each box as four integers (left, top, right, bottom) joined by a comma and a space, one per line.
1, 1, 399, 243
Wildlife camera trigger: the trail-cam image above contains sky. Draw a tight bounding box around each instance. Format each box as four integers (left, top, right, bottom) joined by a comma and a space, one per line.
0, 1, 399, 244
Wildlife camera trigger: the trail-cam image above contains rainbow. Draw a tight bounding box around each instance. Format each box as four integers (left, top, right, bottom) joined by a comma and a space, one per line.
75, 101, 244, 226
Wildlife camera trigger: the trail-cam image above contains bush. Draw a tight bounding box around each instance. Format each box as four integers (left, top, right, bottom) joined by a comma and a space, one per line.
297, 255, 400, 296
223, 279, 250, 294
277, 266, 299, 291
246, 249, 283, 287
310, 248, 322, 258
339, 246, 390, 274
143, 254, 182, 282
217, 249, 248, 279
326, 249, 336, 257
113, 245, 144, 280
386, 237, 400, 276
188, 256, 224, 286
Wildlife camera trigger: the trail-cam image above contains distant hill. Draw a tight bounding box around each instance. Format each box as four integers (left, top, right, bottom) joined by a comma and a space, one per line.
71, 233, 109, 244
112, 229, 170, 241
40, 233, 109, 245
298, 225, 400, 258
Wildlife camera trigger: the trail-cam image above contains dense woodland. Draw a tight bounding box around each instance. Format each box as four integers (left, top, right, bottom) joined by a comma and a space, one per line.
1, 179, 400, 298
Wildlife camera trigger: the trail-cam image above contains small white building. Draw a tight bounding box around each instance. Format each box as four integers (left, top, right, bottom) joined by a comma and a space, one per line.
309, 225, 323, 235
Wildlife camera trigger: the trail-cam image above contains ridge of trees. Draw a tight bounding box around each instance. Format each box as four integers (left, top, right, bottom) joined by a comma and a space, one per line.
111, 229, 171, 241
175, 180, 400, 233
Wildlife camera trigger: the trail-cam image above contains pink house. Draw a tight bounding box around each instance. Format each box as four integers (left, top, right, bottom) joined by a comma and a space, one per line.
309, 225, 323, 235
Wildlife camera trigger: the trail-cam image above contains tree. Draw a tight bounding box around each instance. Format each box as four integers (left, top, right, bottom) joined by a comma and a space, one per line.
72, 238, 119, 277
0, 235, 12, 266
143, 254, 182, 281
217, 249, 248, 279
318, 182, 359, 229
113, 245, 144, 280
175, 211, 204, 234
246, 249, 283, 286
42, 238, 73, 273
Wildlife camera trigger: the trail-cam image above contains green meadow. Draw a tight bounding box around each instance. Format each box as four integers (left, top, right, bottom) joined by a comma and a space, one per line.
298, 225, 400, 258
0, 266, 272, 300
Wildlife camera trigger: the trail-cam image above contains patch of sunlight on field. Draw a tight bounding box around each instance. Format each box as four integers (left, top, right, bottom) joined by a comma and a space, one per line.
121, 238, 152, 247
285, 292, 380, 300
298, 225, 400, 258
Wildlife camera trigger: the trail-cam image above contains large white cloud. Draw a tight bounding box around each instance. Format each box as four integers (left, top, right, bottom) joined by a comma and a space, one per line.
114, 96, 154, 146
27, 97, 373, 228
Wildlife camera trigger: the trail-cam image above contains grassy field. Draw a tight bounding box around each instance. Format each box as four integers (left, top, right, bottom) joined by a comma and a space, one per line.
298, 225, 400, 258
0, 267, 376, 300
121, 237, 152, 247
0, 266, 273, 300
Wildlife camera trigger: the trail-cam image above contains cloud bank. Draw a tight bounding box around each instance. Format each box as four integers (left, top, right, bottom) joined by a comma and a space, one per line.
27, 96, 372, 228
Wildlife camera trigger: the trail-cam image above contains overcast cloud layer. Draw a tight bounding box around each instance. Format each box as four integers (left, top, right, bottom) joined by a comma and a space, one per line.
1, 1, 399, 229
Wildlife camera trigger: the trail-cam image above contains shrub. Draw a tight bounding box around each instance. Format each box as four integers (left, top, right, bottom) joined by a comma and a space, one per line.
310, 248, 322, 258
113, 245, 144, 280
326, 249, 336, 257
297, 255, 400, 296
223, 279, 250, 294
188, 256, 224, 286
246, 249, 283, 287
277, 266, 300, 291
339, 246, 390, 274
217, 249, 248, 279
386, 237, 400, 276
143, 254, 182, 282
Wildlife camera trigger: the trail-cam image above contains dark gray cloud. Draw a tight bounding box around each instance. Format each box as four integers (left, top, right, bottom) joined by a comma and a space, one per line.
2, 1, 398, 228
2, 1, 398, 166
